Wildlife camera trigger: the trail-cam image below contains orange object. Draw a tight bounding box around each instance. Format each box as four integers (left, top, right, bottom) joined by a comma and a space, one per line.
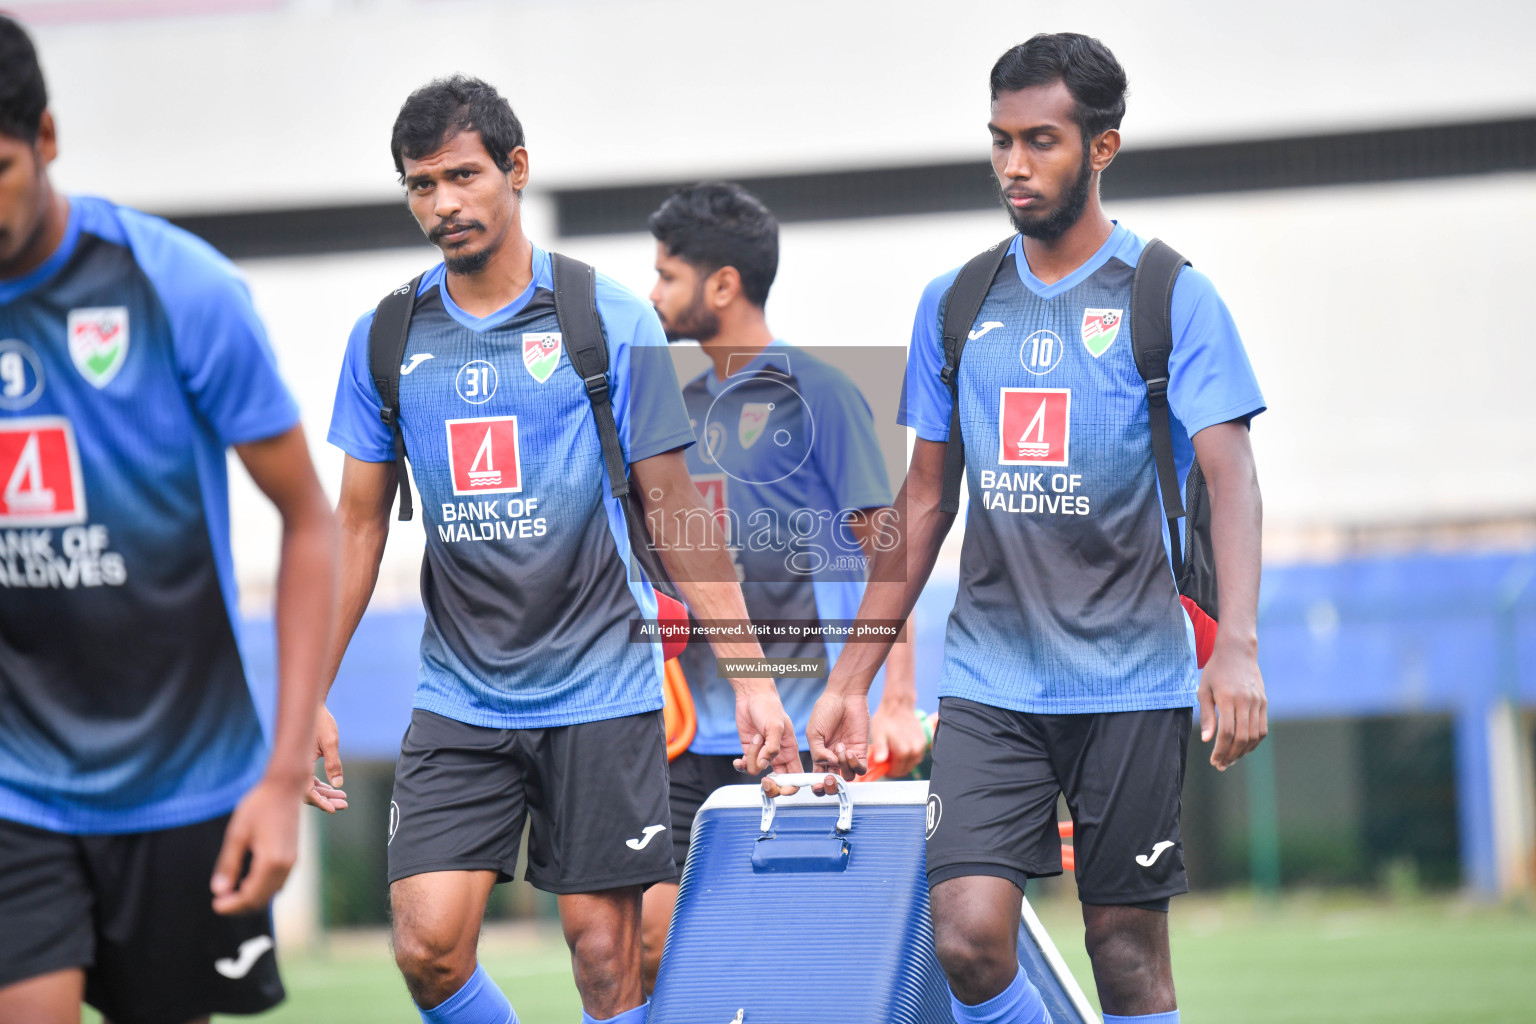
856, 756, 890, 783
663, 658, 696, 761
1059, 820, 1074, 872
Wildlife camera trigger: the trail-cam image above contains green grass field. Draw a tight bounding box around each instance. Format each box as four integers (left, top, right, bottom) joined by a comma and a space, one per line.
85, 893, 1536, 1023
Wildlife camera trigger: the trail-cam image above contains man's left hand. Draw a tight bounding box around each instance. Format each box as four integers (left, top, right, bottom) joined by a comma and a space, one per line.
1198, 640, 1267, 771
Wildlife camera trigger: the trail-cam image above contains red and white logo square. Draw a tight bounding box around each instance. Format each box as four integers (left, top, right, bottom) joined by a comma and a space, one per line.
445, 416, 521, 496
0, 416, 87, 526
998, 388, 1071, 467
693, 472, 729, 529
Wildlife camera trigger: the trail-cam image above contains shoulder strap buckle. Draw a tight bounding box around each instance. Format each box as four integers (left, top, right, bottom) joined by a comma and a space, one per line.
582, 372, 611, 404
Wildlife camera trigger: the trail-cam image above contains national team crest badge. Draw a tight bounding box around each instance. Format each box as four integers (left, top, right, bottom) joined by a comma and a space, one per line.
1080, 308, 1123, 358
738, 402, 772, 449
67, 307, 129, 387
522, 332, 562, 384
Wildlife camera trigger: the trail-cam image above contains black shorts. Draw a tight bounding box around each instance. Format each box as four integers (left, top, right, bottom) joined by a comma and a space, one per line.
388, 708, 676, 894
665, 749, 813, 881
0, 813, 283, 1024
925, 697, 1192, 906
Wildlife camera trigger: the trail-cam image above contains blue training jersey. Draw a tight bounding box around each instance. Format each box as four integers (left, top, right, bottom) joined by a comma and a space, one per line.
901, 224, 1265, 714
0, 196, 300, 834
676, 343, 893, 753
328, 247, 695, 729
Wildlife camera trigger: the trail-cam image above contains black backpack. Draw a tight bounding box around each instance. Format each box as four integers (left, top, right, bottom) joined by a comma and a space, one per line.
936, 236, 1218, 661
365, 255, 689, 657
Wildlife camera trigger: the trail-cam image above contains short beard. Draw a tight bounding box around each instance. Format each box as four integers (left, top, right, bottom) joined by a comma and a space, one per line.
444, 247, 494, 275
1003, 147, 1094, 241
662, 284, 720, 343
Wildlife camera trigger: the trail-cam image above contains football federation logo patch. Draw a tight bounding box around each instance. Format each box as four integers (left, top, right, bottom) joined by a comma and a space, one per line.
445, 416, 522, 495
738, 402, 772, 449
67, 307, 129, 387
522, 332, 562, 383
998, 388, 1071, 467
0, 416, 87, 526
1080, 308, 1123, 358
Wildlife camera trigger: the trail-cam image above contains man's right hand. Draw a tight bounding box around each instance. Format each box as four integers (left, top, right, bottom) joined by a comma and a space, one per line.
731, 680, 801, 776
303, 706, 349, 813
806, 683, 871, 781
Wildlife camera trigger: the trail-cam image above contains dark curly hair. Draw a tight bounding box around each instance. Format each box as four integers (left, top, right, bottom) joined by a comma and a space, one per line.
990, 33, 1128, 144
390, 75, 525, 182
0, 15, 48, 143
648, 182, 779, 308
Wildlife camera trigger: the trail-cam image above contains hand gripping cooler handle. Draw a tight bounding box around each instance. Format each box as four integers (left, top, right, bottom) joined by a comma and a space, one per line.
760, 774, 853, 834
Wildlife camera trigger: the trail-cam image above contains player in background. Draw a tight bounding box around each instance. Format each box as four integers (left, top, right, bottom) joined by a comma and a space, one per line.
639, 182, 927, 987
0, 16, 337, 1024
318, 78, 798, 1024
799, 34, 1266, 1024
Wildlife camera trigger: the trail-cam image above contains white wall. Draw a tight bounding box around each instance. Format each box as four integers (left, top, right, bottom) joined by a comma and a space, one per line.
224, 171, 1536, 602
18, 0, 1533, 598
23, 0, 1536, 212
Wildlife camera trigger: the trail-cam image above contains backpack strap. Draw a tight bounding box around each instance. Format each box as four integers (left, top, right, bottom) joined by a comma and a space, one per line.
367, 273, 424, 521
1130, 238, 1191, 568
551, 252, 630, 500
938, 236, 1014, 514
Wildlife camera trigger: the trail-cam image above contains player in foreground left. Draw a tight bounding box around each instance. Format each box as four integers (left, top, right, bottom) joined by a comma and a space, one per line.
0, 16, 338, 1024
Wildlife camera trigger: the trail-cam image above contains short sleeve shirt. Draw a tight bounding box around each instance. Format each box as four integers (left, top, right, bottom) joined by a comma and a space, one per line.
901, 225, 1265, 713
329, 247, 694, 728
674, 342, 893, 753
0, 196, 299, 833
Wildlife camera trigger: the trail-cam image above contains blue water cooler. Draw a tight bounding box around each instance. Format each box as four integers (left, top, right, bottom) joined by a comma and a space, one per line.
649, 775, 1099, 1023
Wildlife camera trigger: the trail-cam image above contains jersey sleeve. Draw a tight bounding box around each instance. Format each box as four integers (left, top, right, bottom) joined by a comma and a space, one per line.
120, 211, 299, 445
807, 363, 893, 512
598, 276, 696, 464
896, 268, 962, 442
326, 309, 396, 462
1166, 266, 1266, 437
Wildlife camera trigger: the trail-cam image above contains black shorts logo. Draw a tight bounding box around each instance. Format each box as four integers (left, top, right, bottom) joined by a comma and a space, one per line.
925, 794, 942, 839
388, 801, 400, 846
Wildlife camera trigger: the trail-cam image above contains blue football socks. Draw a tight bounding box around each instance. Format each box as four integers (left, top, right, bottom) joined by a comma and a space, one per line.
1103, 1013, 1180, 1023
417, 964, 517, 1024
581, 1001, 648, 1024
949, 967, 1050, 1024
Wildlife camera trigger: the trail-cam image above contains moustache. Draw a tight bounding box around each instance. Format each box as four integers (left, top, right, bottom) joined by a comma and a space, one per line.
429, 220, 484, 243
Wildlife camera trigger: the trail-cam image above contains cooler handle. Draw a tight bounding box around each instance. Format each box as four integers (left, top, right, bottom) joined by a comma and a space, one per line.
760, 774, 852, 834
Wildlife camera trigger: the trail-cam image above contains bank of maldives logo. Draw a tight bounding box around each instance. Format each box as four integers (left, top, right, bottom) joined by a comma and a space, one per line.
522, 332, 562, 384
67, 307, 129, 387
998, 388, 1070, 467
445, 416, 522, 496
0, 416, 87, 526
